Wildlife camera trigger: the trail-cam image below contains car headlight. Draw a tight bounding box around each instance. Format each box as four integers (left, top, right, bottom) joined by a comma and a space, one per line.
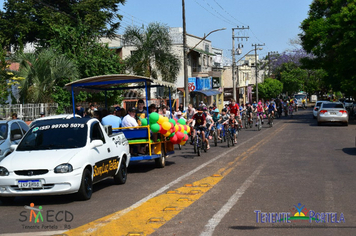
0, 166, 9, 176
54, 164, 73, 173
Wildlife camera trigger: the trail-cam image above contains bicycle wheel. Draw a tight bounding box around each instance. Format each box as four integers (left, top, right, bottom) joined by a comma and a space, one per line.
257, 119, 262, 131
231, 132, 235, 146
245, 118, 248, 129
203, 140, 207, 152
197, 137, 201, 156
214, 131, 218, 146
226, 130, 230, 147
193, 137, 197, 153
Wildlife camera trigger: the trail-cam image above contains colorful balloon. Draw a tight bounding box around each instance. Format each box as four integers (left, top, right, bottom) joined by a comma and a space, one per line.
162, 121, 171, 131
176, 131, 184, 141
163, 131, 171, 137
179, 140, 186, 145
170, 134, 178, 143
149, 112, 159, 124
178, 118, 186, 125
169, 119, 176, 126
157, 115, 165, 124
141, 118, 148, 126
150, 123, 160, 133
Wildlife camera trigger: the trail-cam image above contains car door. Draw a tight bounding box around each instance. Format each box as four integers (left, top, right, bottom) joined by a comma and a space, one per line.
90, 122, 115, 183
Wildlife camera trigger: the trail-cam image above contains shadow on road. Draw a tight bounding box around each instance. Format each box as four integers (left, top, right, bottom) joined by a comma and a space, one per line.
342, 147, 356, 156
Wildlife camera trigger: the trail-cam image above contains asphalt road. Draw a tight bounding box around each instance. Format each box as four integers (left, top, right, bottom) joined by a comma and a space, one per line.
1, 109, 356, 236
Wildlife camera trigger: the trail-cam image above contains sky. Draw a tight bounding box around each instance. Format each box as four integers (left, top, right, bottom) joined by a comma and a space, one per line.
0, 0, 313, 61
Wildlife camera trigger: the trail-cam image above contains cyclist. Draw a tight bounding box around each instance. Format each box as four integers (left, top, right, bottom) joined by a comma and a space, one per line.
267, 101, 277, 124
212, 108, 221, 136
302, 97, 306, 109
203, 107, 214, 150
222, 113, 238, 144
229, 99, 242, 129
187, 107, 207, 146
254, 101, 264, 126
245, 103, 254, 126
217, 108, 230, 140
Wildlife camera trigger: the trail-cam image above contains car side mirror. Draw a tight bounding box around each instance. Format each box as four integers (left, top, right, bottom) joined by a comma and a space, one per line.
10, 144, 18, 151
11, 134, 22, 141
90, 140, 103, 149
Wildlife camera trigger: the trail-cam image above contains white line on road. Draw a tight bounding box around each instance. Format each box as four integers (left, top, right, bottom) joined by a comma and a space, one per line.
200, 164, 265, 236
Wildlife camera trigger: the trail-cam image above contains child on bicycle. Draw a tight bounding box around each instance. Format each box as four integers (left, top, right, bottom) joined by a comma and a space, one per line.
254, 101, 264, 126
187, 107, 207, 148
267, 101, 277, 124
222, 113, 238, 144
245, 103, 253, 125
217, 108, 230, 140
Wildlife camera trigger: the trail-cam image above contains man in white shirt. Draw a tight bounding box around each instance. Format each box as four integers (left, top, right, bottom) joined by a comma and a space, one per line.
122, 107, 138, 128
161, 105, 171, 118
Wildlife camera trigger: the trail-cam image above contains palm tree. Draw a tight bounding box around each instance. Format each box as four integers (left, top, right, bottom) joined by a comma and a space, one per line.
12, 48, 79, 103
123, 22, 180, 98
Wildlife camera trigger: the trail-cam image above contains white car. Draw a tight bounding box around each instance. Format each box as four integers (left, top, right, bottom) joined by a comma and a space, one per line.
313, 101, 330, 119
0, 118, 130, 203
29, 114, 81, 128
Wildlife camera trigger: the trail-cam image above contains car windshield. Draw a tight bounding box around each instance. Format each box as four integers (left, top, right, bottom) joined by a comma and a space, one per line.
295, 94, 306, 100
17, 123, 87, 151
323, 103, 344, 109
0, 124, 8, 140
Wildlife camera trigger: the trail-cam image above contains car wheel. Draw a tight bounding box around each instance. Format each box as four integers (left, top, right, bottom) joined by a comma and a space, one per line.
313, 115, 316, 119
344, 122, 348, 126
77, 168, 93, 201
114, 160, 127, 185
0, 197, 15, 205
155, 147, 166, 168
317, 122, 321, 126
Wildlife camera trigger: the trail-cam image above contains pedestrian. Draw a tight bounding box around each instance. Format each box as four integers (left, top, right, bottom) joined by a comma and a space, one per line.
11, 113, 17, 120
102, 108, 122, 129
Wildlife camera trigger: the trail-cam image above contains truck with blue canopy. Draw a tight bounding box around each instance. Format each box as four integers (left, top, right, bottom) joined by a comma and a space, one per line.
65, 74, 185, 168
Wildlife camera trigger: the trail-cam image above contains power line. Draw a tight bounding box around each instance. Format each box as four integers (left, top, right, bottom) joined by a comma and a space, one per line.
212, 0, 247, 26
193, 0, 235, 26
201, 0, 236, 25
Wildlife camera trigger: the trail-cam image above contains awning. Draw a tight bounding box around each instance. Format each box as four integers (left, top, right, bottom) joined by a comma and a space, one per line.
191, 89, 221, 96
189, 48, 216, 56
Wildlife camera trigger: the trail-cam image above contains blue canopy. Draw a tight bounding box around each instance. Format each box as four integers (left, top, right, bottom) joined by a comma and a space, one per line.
191, 89, 221, 96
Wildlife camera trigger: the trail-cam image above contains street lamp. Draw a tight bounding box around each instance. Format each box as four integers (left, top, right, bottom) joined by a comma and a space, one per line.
182, 8, 225, 109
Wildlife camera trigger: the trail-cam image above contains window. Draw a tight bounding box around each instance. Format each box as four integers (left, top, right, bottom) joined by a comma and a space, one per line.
91, 122, 105, 143
10, 123, 22, 140
18, 121, 29, 135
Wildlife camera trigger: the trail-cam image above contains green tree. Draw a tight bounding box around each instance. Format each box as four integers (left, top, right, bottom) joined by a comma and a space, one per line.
49, 22, 125, 108
12, 48, 79, 104
257, 78, 283, 100
300, 0, 356, 96
0, 0, 126, 49
123, 22, 180, 98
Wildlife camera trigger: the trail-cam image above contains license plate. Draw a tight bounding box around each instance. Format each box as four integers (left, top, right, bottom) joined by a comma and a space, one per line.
18, 180, 42, 188
330, 112, 336, 115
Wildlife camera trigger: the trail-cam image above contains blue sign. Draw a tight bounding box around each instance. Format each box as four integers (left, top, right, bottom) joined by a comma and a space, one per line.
196, 77, 212, 90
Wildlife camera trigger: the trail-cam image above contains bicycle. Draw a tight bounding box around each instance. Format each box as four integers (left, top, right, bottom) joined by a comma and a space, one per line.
209, 124, 218, 147
225, 125, 235, 147
193, 126, 207, 156
289, 105, 294, 118
268, 113, 274, 127
242, 112, 248, 129
256, 113, 262, 131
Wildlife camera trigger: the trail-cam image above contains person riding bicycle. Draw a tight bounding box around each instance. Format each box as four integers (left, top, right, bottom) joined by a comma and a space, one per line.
228, 99, 242, 129
212, 108, 221, 134
267, 101, 277, 124
254, 101, 264, 126
222, 113, 238, 144
245, 103, 254, 125
217, 108, 230, 140
203, 106, 214, 150
187, 107, 207, 147
302, 97, 306, 109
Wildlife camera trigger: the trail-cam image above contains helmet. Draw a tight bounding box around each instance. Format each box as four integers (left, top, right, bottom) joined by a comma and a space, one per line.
271, 101, 275, 104
202, 106, 208, 111
258, 102, 262, 105
222, 108, 227, 112
214, 108, 219, 113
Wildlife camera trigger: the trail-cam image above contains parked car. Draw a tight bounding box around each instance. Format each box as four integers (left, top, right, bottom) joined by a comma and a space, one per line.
0, 118, 130, 203
313, 101, 330, 119
317, 102, 348, 126
0, 120, 29, 162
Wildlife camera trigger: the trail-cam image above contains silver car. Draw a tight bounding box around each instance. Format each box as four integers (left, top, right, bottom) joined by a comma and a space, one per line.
0, 120, 29, 161
317, 102, 348, 126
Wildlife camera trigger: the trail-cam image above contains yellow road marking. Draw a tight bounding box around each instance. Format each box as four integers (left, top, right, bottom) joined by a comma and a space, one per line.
65, 124, 287, 236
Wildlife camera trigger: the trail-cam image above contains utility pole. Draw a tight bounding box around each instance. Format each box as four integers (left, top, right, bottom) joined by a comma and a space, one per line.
232, 26, 249, 101
267, 51, 278, 77
252, 43, 265, 102
182, 0, 189, 109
